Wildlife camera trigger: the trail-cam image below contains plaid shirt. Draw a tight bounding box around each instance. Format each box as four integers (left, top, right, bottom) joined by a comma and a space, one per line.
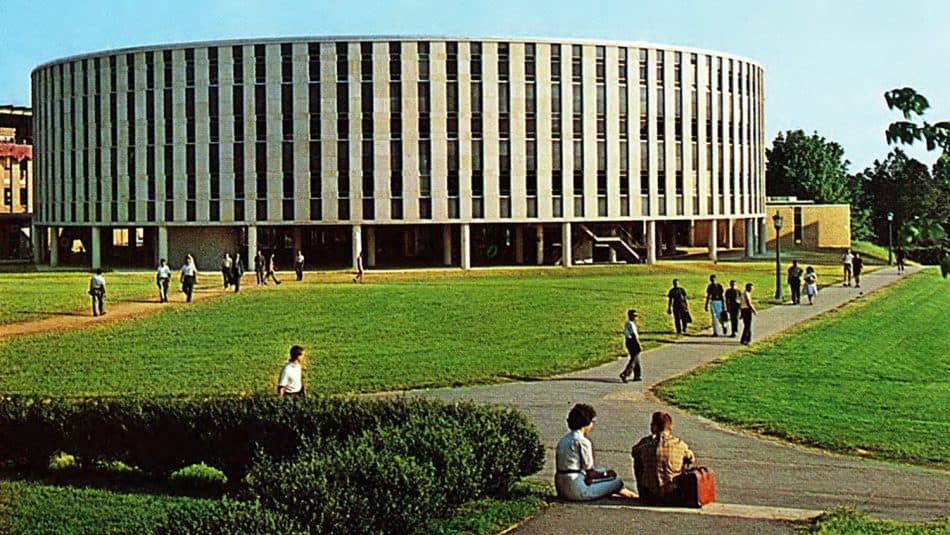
631, 431, 695, 497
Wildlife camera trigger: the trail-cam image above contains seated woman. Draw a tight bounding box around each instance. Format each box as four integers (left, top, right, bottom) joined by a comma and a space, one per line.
555, 403, 637, 501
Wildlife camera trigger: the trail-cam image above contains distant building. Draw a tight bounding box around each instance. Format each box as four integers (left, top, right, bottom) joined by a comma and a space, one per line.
764, 197, 850, 249
0, 105, 32, 261
31, 37, 768, 270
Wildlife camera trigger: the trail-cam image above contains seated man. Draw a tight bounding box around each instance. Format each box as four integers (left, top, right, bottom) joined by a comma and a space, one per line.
631, 411, 695, 503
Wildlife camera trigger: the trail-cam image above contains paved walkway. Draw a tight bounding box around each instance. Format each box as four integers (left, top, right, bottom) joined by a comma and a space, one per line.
419, 265, 950, 532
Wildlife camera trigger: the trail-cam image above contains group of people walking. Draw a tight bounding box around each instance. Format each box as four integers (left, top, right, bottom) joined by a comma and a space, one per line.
555, 404, 697, 503
661, 276, 758, 342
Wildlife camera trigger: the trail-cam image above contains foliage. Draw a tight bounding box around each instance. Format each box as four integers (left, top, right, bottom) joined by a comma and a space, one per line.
657, 270, 950, 467
153, 498, 307, 535
884, 87, 950, 152
765, 130, 853, 204
418, 481, 552, 535
811, 507, 950, 534
0, 262, 845, 397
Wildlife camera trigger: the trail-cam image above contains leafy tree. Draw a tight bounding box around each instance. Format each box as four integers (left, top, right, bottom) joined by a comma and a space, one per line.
765, 130, 852, 204
884, 88, 950, 152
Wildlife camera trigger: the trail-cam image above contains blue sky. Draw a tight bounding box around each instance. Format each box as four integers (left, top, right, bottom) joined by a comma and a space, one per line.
1, 0, 946, 171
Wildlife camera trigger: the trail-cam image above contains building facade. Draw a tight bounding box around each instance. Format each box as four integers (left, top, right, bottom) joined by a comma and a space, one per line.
31, 37, 767, 270
0, 105, 33, 261
765, 198, 851, 250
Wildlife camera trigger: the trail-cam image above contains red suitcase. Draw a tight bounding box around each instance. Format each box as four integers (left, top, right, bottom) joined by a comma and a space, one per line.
675, 466, 716, 507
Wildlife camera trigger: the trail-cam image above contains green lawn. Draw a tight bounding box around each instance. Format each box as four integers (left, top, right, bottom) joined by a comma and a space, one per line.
810, 508, 950, 534
0, 262, 843, 397
0, 272, 215, 325
657, 270, 950, 467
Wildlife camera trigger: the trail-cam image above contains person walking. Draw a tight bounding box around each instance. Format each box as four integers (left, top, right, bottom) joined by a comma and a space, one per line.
704, 274, 725, 337
842, 249, 854, 287
231, 253, 244, 293
666, 279, 690, 335
619, 309, 643, 383
180, 255, 198, 303
88, 268, 106, 316
156, 258, 171, 303
724, 280, 741, 337
739, 282, 756, 345
852, 253, 864, 288
803, 266, 818, 305
221, 253, 233, 289
266, 253, 282, 285
787, 260, 803, 305
254, 250, 266, 285
294, 250, 305, 281
277, 345, 305, 397
353, 250, 364, 283
895, 246, 906, 273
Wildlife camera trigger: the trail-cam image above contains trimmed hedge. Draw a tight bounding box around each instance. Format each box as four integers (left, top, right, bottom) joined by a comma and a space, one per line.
0, 394, 543, 487
152, 498, 306, 534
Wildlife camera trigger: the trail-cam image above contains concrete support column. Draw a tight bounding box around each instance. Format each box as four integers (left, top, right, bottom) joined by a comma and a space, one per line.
246, 225, 257, 261
292, 227, 302, 255
609, 228, 618, 263
535, 226, 544, 265
31, 224, 42, 264
744, 219, 755, 257
442, 224, 452, 266
708, 220, 718, 262
402, 229, 412, 257
49, 226, 59, 267
90, 227, 102, 270
727, 218, 734, 249
366, 227, 377, 267
460, 223, 471, 270
688, 224, 696, 247
514, 227, 524, 264
758, 217, 768, 255
561, 222, 572, 267
646, 220, 657, 265
352, 225, 362, 270
157, 226, 169, 263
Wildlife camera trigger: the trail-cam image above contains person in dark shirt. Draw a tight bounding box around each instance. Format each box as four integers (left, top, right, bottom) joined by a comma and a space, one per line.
895, 246, 906, 273
787, 260, 804, 305
723, 280, 741, 337
666, 279, 690, 335
852, 253, 864, 288
703, 275, 725, 337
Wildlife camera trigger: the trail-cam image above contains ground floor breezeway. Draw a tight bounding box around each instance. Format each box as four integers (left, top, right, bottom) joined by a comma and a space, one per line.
32, 217, 771, 272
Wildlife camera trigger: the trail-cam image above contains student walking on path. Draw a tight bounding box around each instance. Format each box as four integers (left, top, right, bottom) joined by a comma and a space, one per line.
704, 275, 725, 337
266, 253, 282, 285
88, 269, 106, 316
803, 266, 818, 305
353, 250, 364, 283
895, 246, 906, 273
724, 280, 741, 337
156, 259, 171, 303
295, 250, 305, 281
221, 253, 233, 289
231, 253, 244, 293
852, 253, 864, 288
180, 255, 198, 303
666, 279, 690, 335
254, 251, 266, 286
842, 249, 854, 287
739, 282, 757, 345
619, 309, 643, 383
787, 260, 803, 305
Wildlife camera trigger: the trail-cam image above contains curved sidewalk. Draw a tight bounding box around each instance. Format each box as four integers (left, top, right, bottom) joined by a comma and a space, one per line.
422, 266, 950, 532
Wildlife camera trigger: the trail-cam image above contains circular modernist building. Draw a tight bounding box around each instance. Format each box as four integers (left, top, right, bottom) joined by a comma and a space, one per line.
31, 37, 766, 271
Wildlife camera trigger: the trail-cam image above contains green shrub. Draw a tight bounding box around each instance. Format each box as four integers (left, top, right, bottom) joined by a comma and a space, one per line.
152, 498, 306, 534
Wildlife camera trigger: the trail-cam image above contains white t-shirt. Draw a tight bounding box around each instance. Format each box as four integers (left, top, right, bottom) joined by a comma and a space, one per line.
157, 265, 171, 280
90, 274, 105, 290
842, 253, 853, 266
278, 362, 303, 394
181, 263, 197, 277
623, 319, 639, 340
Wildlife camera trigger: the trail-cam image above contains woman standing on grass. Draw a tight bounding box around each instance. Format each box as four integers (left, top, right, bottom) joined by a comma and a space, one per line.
803, 266, 818, 305
277, 345, 305, 397
555, 403, 636, 501
180, 254, 198, 303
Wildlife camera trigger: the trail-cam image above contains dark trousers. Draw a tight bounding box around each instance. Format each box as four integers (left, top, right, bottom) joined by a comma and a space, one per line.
672, 307, 688, 334
740, 308, 753, 344
728, 306, 740, 335
91, 291, 104, 316
256, 269, 264, 285
158, 278, 170, 302
232, 273, 241, 292
621, 341, 641, 380
182, 276, 195, 302
222, 269, 231, 288
295, 262, 303, 281
789, 279, 801, 304
266, 270, 281, 284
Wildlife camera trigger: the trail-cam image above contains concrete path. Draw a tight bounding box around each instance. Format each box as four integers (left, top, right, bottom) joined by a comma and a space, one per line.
418, 265, 950, 532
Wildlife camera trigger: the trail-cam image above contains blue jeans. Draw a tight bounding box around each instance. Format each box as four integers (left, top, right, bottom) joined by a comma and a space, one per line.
710, 300, 724, 335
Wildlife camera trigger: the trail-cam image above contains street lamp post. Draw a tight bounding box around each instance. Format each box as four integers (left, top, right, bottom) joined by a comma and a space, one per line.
887, 212, 894, 265
773, 211, 784, 301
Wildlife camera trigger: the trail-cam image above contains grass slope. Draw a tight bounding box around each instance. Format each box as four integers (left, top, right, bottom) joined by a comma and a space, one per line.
0, 262, 842, 396
657, 270, 950, 467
